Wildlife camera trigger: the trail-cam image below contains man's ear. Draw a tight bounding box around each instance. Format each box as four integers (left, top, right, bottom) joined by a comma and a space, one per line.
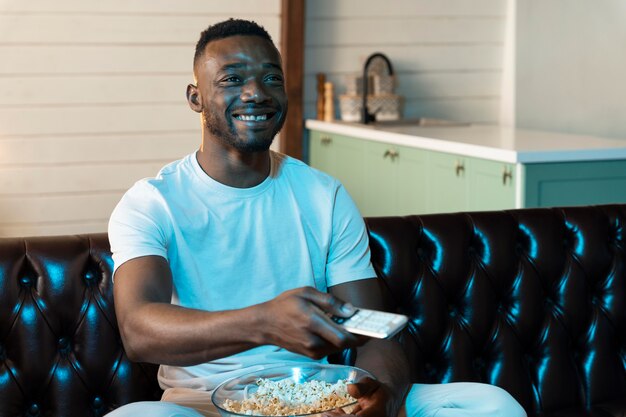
186, 84, 202, 113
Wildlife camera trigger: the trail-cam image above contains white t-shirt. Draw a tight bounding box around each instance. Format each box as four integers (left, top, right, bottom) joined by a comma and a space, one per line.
108, 151, 376, 391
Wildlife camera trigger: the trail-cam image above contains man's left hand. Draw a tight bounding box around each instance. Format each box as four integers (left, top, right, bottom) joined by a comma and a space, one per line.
323, 377, 401, 417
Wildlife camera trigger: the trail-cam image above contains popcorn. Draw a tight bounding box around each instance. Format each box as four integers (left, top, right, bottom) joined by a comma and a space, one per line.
222, 377, 356, 416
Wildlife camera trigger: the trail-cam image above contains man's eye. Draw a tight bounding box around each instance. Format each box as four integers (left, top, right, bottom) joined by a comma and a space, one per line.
265, 75, 284, 83
222, 76, 241, 83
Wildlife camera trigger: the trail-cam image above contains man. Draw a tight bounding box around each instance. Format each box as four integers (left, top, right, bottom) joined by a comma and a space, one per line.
106, 19, 526, 417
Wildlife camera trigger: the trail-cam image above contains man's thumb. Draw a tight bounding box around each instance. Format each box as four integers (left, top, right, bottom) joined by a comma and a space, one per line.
348, 377, 378, 398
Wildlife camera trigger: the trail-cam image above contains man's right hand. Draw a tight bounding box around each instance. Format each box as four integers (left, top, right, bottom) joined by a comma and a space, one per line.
255, 287, 366, 359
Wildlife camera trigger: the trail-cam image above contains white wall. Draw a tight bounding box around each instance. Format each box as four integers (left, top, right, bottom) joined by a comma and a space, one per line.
304, 0, 508, 123
515, 1, 626, 139
0, 0, 280, 237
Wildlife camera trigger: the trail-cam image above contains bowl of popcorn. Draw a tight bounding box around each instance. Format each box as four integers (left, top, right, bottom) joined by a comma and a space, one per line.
211, 363, 373, 417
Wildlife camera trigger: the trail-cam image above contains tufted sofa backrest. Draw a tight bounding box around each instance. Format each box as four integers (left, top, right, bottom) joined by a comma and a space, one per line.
1, 205, 625, 417
365, 205, 626, 416
0, 234, 161, 417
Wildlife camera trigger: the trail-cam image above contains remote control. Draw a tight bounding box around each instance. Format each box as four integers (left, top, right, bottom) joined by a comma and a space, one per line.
332, 308, 408, 339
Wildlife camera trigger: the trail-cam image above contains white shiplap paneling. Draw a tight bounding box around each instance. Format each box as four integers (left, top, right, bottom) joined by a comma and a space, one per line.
0, 161, 170, 195
0, 0, 280, 14
0, 104, 197, 136
0, 132, 198, 165
304, 0, 507, 123
304, 72, 502, 101
305, 45, 504, 73
306, 17, 505, 47
0, 45, 191, 74
0, 0, 281, 237
306, 0, 506, 18
0, 14, 275, 44
0, 75, 192, 105
0, 193, 133, 225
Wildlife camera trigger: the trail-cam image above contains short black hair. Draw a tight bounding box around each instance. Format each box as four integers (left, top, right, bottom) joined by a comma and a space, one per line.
193, 18, 275, 66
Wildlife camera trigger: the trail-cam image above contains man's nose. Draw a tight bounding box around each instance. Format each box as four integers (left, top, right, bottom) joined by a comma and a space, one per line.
240, 79, 270, 102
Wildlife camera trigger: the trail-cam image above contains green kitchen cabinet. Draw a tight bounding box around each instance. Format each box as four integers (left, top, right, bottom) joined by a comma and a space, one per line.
307, 128, 626, 216
523, 159, 626, 207
309, 130, 515, 216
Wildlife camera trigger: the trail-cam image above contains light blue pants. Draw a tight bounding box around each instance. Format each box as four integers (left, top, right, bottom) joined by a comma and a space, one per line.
105, 382, 527, 417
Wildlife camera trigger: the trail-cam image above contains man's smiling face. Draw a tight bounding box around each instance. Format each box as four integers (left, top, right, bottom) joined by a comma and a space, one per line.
192, 35, 288, 152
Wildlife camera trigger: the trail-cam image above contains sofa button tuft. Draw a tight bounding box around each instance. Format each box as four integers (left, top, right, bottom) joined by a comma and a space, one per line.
58, 337, 70, 354
93, 396, 103, 408
20, 276, 33, 287
85, 271, 95, 282
28, 403, 40, 416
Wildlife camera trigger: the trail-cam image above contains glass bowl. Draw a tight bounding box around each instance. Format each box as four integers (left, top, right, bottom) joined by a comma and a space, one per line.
211, 363, 374, 417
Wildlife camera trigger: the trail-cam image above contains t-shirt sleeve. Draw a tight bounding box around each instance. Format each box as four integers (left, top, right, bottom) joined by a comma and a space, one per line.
325, 183, 377, 287
108, 181, 170, 276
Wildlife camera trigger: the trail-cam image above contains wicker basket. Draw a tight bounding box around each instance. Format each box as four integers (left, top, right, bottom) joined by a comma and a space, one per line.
339, 94, 402, 122
373, 74, 395, 94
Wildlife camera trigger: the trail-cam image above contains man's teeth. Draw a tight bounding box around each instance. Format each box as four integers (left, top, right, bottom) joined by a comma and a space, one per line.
236, 114, 268, 121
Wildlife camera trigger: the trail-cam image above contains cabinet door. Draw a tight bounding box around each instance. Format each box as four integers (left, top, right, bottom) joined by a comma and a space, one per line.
333, 135, 366, 208
468, 158, 516, 211
363, 142, 429, 216
428, 151, 469, 213
395, 146, 429, 215
309, 130, 336, 175
309, 131, 366, 209
363, 141, 399, 216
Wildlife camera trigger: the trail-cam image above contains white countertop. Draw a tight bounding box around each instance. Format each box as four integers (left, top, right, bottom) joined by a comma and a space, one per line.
305, 119, 626, 163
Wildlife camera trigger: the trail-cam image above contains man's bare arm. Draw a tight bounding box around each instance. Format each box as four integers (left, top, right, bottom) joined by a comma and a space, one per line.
113, 255, 362, 366
330, 278, 411, 417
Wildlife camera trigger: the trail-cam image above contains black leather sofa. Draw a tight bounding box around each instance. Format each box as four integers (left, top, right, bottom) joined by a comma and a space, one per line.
1, 205, 624, 417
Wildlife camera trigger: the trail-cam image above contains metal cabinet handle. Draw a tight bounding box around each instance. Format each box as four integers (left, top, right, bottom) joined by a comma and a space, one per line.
321, 136, 332, 145
383, 149, 399, 161
502, 166, 513, 185
455, 160, 465, 176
